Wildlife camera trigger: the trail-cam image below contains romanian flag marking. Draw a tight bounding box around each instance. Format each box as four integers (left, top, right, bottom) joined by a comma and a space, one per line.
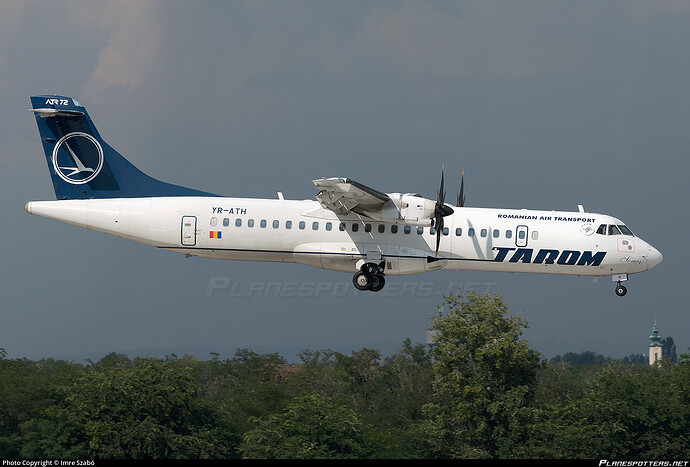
210, 231, 222, 239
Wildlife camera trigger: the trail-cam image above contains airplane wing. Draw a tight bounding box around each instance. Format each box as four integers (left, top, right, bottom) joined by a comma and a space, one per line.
313, 177, 390, 215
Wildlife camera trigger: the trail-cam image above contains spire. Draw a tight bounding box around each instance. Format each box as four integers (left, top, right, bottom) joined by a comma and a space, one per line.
648, 320, 663, 366
649, 319, 663, 346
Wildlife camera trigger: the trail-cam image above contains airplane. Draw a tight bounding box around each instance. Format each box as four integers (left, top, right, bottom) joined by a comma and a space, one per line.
26, 95, 662, 297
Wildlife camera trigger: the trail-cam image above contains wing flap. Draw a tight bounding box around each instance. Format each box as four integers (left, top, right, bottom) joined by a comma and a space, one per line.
313, 177, 390, 215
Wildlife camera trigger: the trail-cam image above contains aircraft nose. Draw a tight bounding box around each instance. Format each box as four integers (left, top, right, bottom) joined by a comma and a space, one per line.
647, 245, 663, 269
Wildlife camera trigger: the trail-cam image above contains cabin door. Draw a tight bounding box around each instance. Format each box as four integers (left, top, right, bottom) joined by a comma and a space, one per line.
181, 216, 197, 246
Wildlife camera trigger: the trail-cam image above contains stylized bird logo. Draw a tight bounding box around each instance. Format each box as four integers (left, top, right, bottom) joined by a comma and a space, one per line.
58, 140, 95, 177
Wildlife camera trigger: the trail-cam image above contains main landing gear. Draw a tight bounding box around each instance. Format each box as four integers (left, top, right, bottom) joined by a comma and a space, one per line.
353, 262, 386, 292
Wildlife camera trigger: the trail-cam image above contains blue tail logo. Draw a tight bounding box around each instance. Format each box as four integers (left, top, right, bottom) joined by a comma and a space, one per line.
31, 95, 218, 200
52, 132, 104, 184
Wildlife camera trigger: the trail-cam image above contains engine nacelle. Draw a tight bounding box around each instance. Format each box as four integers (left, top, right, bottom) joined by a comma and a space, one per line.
363, 193, 435, 226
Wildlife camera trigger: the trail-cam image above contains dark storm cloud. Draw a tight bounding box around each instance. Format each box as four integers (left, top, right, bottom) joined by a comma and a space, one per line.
2, 1, 688, 361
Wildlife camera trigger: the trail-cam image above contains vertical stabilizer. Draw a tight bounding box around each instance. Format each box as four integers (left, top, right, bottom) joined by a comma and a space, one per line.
30, 95, 218, 200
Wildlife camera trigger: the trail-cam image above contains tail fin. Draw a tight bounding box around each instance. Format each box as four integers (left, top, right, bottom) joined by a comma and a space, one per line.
30, 95, 218, 200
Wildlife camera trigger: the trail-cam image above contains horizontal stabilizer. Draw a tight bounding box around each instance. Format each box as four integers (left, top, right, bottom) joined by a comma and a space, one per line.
30, 108, 85, 118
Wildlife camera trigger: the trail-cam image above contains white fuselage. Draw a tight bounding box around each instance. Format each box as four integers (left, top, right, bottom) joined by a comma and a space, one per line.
25, 197, 662, 278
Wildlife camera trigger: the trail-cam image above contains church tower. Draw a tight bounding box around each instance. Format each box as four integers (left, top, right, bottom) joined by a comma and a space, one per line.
649, 320, 663, 366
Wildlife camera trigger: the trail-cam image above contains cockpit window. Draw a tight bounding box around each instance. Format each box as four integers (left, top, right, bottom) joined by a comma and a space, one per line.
618, 225, 634, 236
597, 223, 634, 236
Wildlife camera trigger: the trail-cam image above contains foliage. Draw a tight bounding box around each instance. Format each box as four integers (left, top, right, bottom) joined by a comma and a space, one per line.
622, 354, 647, 365
239, 393, 391, 458
0, 357, 82, 458
550, 351, 612, 365
661, 337, 678, 364
420, 292, 543, 458
18, 357, 236, 459
523, 363, 690, 458
1, 294, 687, 459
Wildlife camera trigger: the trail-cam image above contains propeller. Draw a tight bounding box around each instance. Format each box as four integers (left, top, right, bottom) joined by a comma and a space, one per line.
457, 169, 466, 208
433, 165, 454, 256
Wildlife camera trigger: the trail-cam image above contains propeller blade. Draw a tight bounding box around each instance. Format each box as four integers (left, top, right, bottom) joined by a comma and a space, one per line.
457, 169, 466, 207
438, 164, 446, 205
433, 165, 454, 256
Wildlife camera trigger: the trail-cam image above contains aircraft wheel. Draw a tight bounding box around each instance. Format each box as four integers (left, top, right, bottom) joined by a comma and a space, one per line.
615, 284, 627, 297
353, 271, 372, 291
370, 275, 385, 292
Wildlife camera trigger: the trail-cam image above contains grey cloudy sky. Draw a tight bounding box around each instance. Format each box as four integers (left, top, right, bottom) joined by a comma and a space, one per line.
2, 1, 688, 362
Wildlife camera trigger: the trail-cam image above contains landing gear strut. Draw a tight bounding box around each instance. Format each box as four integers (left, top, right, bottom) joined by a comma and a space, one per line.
352, 262, 386, 292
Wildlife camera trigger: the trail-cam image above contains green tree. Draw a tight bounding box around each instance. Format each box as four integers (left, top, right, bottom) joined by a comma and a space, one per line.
20, 357, 237, 459
622, 354, 647, 365
192, 349, 298, 437
0, 357, 82, 458
550, 351, 610, 365
419, 292, 543, 458
523, 363, 690, 458
240, 393, 390, 459
661, 337, 678, 364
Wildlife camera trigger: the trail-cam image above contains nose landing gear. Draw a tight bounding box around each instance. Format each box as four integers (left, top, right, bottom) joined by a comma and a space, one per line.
353, 262, 386, 292
613, 274, 628, 297
615, 283, 627, 297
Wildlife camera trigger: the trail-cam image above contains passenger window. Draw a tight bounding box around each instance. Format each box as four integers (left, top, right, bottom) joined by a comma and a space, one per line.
443, 227, 449, 236
532, 231, 539, 240
417, 227, 424, 235
339, 223, 346, 231
352, 223, 359, 232
404, 226, 411, 234
493, 229, 499, 238
286, 220, 292, 229
273, 220, 279, 229
223, 218, 230, 227
248, 219, 255, 228
365, 224, 372, 233
391, 225, 398, 234
299, 221, 305, 230
596, 224, 607, 235
430, 227, 436, 235
519, 231, 526, 240
260, 219, 267, 228
506, 230, 512, 239
235, 218, 242, 227
468, 228, 475, 237
326, 222, 332, 231
312, 222, 319, 230
378, 224, 385, 233
455, 228, 462, 236
210, 217, 218, 227
608, 225, 621, 236
481, 229, 487, 238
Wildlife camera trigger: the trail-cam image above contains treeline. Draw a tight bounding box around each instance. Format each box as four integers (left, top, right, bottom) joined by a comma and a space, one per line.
551, 336, 678, 365
0, 293, 688, 459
